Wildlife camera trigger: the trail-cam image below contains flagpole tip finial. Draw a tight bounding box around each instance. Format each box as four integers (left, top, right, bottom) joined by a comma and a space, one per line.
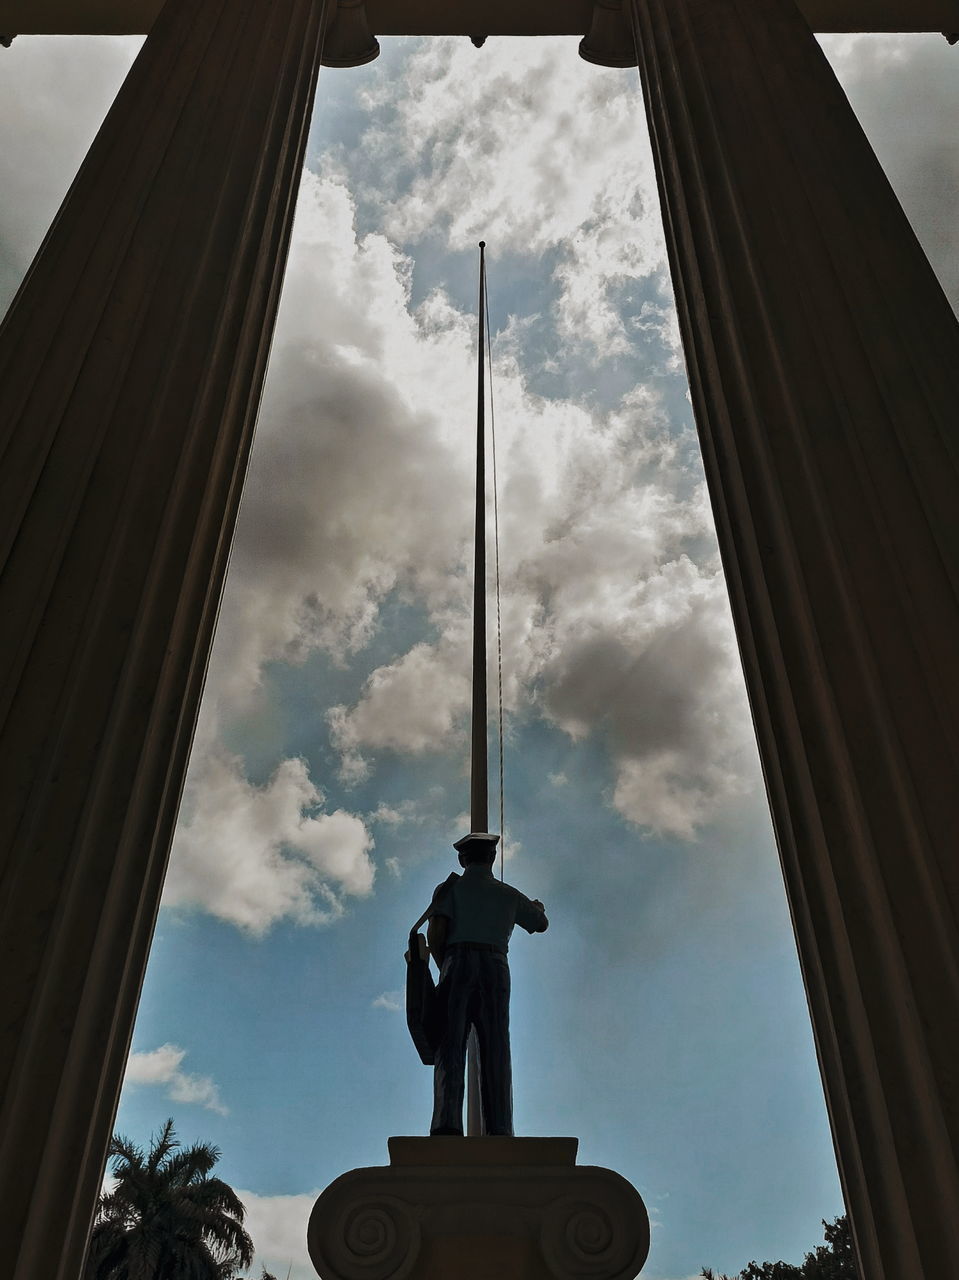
479, 240, 486, 249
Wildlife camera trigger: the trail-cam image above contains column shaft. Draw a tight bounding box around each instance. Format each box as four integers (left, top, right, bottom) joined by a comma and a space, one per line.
0, 0, 326, 1276
628, 1, 959, 1275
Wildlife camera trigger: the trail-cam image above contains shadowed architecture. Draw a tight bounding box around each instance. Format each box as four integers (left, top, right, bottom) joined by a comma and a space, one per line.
1, 1, 958, 1278
3, 0, 959, 34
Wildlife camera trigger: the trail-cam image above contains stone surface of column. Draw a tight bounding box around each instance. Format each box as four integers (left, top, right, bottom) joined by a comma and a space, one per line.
626, 1, 959, 1276
5, 0, 959, 36
0, 1, 327, 1276
308, 1138, 650, 1280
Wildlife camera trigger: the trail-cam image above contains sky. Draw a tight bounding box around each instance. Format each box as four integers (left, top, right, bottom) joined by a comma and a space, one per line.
2, 25, 958, 1280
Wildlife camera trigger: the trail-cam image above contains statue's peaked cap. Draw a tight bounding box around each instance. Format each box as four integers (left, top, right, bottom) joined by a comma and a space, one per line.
453, 832, 500, 852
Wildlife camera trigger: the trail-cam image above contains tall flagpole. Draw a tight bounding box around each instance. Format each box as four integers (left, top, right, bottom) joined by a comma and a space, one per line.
470, 241, 489, 835
467, 241, 488, 1137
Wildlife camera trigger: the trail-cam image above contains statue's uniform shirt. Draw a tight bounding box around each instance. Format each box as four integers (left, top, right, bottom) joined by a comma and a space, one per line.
430, 865, 545, 950
429, 865, 546, 1136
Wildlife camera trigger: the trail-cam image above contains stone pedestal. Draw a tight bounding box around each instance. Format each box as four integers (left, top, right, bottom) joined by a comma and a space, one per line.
308, 1138, 650, 1280
628, 0, 959, 1276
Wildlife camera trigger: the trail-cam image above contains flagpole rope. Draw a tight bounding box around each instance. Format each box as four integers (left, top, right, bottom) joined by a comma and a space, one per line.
482, 254, 507, 882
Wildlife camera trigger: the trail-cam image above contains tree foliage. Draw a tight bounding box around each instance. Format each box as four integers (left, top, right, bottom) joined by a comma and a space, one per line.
85, 1119, 255, 1280
702, 1216, 858, 1280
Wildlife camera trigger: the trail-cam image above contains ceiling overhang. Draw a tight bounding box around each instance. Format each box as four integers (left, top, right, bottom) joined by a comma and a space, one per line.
1, 0, 957, 36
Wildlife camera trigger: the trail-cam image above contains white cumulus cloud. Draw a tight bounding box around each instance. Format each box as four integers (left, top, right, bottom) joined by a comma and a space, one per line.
328, 639, 471, 777
236, 1189, 319, 1278
362, 37, 671, 361
324, 361, 751, 834
152, 42, 762, 878
164, 750, 375, 934
125, 1044, 227, 1116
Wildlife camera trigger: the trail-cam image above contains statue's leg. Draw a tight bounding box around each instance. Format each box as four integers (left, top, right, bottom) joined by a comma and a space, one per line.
475, 953, 513, 1136
430, 953, 472, 1135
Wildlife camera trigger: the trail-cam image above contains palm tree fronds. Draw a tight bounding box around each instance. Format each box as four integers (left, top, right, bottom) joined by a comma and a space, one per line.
85, 1119, 254, 1280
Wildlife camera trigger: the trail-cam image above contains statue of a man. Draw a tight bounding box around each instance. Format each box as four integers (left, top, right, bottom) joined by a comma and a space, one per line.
427, 832, 548, 1136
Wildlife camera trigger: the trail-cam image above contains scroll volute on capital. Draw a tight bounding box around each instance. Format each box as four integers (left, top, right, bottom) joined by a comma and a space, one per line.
321, 0, 380, 67
579, 0, 639, 68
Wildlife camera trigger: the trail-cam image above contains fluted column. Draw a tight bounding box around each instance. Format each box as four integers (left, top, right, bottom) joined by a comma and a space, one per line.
0, 1, 327, 1276
626, 1, 959, 1276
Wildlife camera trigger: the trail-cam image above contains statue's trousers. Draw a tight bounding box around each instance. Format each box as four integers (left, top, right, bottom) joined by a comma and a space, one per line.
431, 945, 513, 1136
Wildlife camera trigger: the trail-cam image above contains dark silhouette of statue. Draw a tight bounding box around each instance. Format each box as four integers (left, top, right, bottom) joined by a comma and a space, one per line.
427, 832, 548, 1136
